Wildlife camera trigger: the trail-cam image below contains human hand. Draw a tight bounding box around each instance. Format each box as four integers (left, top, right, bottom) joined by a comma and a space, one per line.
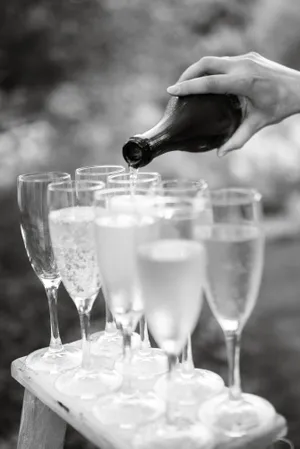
167, 53, 300, 156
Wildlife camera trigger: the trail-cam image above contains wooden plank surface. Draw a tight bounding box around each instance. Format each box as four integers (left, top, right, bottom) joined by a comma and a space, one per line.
12, 353, 130, 449
17, 389, 66, 449
11, 346, 287, 449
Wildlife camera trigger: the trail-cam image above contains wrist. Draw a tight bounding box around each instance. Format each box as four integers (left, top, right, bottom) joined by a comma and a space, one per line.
286, 72, 300, 117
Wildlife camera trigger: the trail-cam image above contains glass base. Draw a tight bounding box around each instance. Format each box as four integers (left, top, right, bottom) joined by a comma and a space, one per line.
154, 368, 224, 422
134, 418, 214, 449
55, 366, 122, 400
155, 368, 224, 403
91, 330, 141, 357
198, 392, 277, 437
25, 346, 81, 374
115, 348, 168, 390
269, 439, 294, 449
93, 390, 164, 431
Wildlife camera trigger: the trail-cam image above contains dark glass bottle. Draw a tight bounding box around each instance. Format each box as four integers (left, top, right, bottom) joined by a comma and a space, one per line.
123, 93, 244, 169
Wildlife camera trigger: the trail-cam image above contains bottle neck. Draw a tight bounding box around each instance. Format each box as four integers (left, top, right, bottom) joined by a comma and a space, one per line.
122, 136, 153, 169
122, 93, 244, 169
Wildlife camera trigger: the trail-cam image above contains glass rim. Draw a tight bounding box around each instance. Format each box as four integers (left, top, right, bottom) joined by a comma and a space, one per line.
159, 178, 208, 190
94, 187, 203, 203
94, 186, 154, 199
75, 165, 125, 174
48, 180, 105, 192
209, 187, 262, 204
17, 172, 70, 183
107, 172, 160, 184
156, 196, 201, 212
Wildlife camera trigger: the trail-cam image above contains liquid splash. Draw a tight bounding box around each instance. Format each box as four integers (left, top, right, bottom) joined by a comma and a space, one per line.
129, 166, 138, 196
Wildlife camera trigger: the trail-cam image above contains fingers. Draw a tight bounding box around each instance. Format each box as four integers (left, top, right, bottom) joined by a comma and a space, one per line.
177, 52, 264, 84
217, 116, 259, 156
178, 56, 232, 83
167, 74, 243, 96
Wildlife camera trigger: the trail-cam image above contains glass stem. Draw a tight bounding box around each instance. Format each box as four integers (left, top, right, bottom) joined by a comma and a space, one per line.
79, 307, 91, 371
104, 302, 117, 334
44, 282, 63, 353
166, 353, 177, 425
181, 334, 194, 377
139, 316, 151, 355
225, 330, 242, 401
121, 327, 133, 395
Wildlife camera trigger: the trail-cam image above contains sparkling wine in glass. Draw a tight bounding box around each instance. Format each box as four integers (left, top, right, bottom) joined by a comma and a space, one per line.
93, 187, 164, 430
17, 172, 81, 373
75, 164, 139, 358
153, 179, 224, 420
197, 188, 275, 437
48, 180, 122, 398
134, 196, 213, 447
107, 171, 168, 384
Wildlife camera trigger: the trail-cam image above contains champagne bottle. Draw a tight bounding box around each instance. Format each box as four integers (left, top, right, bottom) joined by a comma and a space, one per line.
123, 93, 244, 169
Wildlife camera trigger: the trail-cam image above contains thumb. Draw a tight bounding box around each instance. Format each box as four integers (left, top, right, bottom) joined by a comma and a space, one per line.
217, 117, 258, 157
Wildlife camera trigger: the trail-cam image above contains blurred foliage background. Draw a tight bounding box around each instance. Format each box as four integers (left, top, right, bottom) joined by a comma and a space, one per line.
1, 0, 300, 447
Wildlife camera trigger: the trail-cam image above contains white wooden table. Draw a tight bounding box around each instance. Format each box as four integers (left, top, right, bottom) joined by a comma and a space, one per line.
11, 348, 287, 449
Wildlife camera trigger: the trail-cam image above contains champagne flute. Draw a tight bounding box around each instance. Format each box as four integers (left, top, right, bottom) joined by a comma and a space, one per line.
93, 187, 164, 429
17, 172, 81, 373
197, 188, 275, 436
75, 164, 140, 357
107, 171, 168, 383
48, 180, 122, 398
153, 179, 224, 420
134, 195, 213, 446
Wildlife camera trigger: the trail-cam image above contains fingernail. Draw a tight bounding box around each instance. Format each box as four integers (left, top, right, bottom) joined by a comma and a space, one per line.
218, 147, 235, 157
167, 85, 180, 95
218, 149, 228, 158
